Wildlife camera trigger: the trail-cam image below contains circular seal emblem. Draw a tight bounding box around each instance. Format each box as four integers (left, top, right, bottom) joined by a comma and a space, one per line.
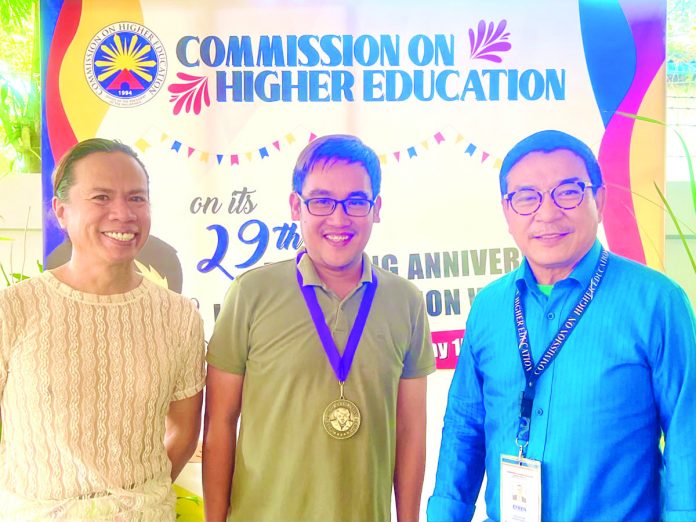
322, 399, 361, 439
84, 22, 168, 108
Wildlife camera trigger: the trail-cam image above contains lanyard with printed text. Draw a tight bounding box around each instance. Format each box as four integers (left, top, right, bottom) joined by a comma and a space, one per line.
514, 247, 609, 457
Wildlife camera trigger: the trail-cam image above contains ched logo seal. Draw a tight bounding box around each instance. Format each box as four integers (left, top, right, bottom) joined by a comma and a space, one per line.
84, 22, 167, 108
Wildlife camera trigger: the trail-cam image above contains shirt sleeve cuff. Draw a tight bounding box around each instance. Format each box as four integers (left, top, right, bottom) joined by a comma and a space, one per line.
426, 495, 476, 522
664, 510, 696, 522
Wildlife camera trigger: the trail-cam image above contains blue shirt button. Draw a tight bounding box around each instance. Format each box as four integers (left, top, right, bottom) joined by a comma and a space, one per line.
536, 408, 544, 416
546, 312, 555, 320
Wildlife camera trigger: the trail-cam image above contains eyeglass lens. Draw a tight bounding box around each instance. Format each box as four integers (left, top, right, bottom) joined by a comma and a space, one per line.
306, 197, 373, 216
510, 182, 587, 214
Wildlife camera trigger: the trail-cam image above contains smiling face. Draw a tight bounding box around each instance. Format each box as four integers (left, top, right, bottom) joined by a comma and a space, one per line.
502, 149, 606, 284
290, 160, 381, 286
53, 151, 151, 271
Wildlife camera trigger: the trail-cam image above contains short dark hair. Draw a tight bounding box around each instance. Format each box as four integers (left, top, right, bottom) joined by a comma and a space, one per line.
499, 130, 603, 196
52, 138, 149, 201
292, 134, 381, 197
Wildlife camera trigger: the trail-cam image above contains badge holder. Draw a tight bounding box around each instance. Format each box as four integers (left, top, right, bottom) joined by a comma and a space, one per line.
500, 453, 541, 522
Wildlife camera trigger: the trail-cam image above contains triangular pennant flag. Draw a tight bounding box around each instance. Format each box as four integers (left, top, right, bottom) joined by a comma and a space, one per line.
245, 151, 253, 161
481, 151, 490, 163
171, 141, 182, 152
434, 132, 445, 144
493, 158, 502, 170
393, 151, 401, 162
465, 143, 476, 156
272, 140, 280, 150
308, 133, 317, 142
407, 146, 417, 158
230, 154, 239, 166
421, 140, 429, 150
199, 151, 209, 163
259, 147, 269, 159
134, 138, 150, 152
378, 154, 387, 164
187, 146, 195, 158
455, 134, 464, 143
286, 133, 296, 144
216, 154, 224, 165
160, 133, 169, 142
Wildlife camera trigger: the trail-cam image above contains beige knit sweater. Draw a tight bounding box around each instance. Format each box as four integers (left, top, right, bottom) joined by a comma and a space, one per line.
0, 271, 205, 520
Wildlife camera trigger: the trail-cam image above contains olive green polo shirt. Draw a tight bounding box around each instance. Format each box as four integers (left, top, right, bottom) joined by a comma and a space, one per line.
207, 253, 435, 522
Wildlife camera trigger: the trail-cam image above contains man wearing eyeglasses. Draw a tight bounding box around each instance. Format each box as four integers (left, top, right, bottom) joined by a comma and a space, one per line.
204, 134, 435, 522
428, 130, 696, 522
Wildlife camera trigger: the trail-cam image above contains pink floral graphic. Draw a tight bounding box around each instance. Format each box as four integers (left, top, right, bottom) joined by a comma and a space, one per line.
168, 73, 210, 115
469, 20, 511, 63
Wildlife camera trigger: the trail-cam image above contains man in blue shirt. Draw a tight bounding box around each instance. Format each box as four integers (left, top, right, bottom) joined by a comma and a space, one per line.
428, 130, 696, 522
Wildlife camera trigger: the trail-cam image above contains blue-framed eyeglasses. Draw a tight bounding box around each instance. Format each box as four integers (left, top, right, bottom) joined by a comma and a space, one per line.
504, 181, 598, 216
298, 195, 375, 217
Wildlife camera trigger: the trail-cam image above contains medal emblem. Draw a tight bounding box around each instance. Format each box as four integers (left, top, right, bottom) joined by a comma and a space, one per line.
323, 398, 361, 439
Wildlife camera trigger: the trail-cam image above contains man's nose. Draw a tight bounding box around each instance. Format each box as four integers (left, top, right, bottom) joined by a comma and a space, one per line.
110, 198, 137, 220
534, 191, 563, 221
326, 202, 352, 225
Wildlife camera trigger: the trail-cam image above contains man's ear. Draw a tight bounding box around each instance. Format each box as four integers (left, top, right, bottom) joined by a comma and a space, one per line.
372, 195, 382, 223
594, 185, 607, 223
501, 197, 514, 234
52, 197, 66, 229
289, 192, 302, 221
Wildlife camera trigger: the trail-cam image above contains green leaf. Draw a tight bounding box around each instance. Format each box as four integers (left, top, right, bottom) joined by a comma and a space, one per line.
0, 263, 10, 286
618, 111, 696, 216
176, 495, 203, 505
655, 182, 696, 274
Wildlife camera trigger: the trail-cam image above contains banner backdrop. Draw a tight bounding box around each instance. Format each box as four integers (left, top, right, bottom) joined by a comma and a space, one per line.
41, 0, 666, 512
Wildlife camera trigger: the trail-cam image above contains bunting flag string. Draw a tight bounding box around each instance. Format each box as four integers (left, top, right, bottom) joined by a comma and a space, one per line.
376, 129, 500, 168
133, 126, 501, 171
134, 138, 151, 153
133, 125, 312, 169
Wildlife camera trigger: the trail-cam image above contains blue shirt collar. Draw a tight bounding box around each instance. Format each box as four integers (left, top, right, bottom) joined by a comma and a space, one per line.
515, 239, 603, 292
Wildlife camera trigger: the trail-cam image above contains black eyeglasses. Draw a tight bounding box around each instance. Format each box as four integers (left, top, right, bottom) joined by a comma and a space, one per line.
504, 181, 598, 216
298, 195, 375, 217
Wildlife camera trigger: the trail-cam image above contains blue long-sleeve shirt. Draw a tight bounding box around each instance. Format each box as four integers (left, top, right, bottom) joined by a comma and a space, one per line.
428, 241, 696, 522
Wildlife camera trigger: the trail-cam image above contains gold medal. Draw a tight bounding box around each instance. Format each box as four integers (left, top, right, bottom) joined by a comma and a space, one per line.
323, 398, 361, 439
322, 381, 360, 439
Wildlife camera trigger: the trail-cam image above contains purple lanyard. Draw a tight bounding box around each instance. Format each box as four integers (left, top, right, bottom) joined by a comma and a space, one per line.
296, 252, 378, 383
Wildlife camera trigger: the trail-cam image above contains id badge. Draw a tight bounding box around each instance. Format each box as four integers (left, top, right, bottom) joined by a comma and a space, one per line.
500, 454, 541, 522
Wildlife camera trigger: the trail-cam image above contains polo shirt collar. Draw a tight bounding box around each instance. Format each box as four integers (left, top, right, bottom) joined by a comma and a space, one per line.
515, 239, 603, 292
297, 250, 373, 289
